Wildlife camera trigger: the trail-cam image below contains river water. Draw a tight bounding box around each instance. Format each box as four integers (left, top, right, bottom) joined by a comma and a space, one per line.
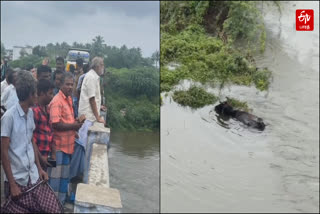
108, 131, 160, 213
161, 1, 319, 213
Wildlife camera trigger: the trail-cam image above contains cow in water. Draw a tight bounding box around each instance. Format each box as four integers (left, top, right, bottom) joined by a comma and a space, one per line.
214, 101, 266, 131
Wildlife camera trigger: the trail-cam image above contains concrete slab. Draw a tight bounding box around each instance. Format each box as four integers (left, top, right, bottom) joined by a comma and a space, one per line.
74, 183, 122, 213
84, 122, 110, 184
88, 143, 109, 187
88, 122, 110, 134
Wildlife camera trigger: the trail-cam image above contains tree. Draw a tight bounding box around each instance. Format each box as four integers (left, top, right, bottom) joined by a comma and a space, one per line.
1, 42, 6, 59
91, 35, 106, 58
151, 50, 160, 68
32, 45, 47, 57
19, 48, 28, 58
59, 42, 70, 58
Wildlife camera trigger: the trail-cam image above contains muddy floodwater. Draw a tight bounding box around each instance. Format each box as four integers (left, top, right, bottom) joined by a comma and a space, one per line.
161, 1, 319, 213
108, 131, 160, 213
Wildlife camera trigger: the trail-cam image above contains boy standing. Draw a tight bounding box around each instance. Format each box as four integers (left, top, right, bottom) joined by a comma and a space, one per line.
1, 70, 61, 213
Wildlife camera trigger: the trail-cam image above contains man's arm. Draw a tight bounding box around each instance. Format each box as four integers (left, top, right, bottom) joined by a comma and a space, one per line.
32, 139, 48, 181
36, 146, 47, 167
32, 140, 42, 170
1, 136, 21, 197
89, 97, 99, 121
89, 97, 105, 124
52, 121, 82, 131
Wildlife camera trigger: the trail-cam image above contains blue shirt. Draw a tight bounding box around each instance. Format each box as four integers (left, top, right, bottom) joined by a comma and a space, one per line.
76, 73, 87, 92
53, 87, 59, 96
1, 103, 39, 186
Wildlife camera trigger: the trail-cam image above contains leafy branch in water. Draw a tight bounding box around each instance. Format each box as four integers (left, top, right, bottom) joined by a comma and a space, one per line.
173, 86, 218, 109
225, 97, 251, 112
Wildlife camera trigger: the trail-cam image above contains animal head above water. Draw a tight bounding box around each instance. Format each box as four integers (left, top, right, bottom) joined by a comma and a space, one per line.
256, 119, 266, 131
214, 101, 234, 115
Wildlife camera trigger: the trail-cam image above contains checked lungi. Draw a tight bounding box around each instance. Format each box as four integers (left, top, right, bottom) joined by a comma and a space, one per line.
2, 178, 63, 213
47, 151, 71, 205
69, 139, 85, 180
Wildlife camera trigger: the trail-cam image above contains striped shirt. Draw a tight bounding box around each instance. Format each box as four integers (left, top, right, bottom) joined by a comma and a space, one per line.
48, 90, 75, 154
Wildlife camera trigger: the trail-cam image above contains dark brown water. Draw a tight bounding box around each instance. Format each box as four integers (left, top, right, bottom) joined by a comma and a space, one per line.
161, 1, 319, 212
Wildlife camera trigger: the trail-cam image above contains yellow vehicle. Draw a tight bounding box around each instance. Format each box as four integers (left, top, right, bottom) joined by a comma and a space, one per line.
65, 48, 90, 72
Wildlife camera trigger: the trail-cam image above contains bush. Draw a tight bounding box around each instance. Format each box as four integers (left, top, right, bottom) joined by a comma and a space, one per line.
105, 67, 160, 131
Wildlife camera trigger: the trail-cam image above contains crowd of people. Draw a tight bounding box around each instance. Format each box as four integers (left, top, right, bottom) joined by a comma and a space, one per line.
1, 56, 107, 212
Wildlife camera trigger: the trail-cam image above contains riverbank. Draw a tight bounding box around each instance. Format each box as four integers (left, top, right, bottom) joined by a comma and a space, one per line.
160, 1, 272, 109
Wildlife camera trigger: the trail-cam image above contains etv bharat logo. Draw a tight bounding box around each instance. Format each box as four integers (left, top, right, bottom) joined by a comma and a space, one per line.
296, 9, 314, 31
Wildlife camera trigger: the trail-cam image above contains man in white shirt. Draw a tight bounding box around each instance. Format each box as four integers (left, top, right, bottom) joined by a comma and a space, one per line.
1, 68, 16, 94
1, 77, 9, 94
72, 57, 106, 181
78, 57, 106, 124
1, 68, 18, 112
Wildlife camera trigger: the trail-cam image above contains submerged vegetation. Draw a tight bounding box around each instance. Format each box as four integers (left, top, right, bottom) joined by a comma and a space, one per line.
225, 97, 251, 112
173, 86, 217, 108
161, 1, 272, 108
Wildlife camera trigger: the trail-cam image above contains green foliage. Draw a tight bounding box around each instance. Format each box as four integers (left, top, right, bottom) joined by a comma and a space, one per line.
223, 2, 262, 43
173, 86, 218, 109
105, 67, 159, 131
226, 97, 251, 112
7, 35, 156, 70
160, 0, 272, 102
32, 45, 48, 57
1, 42, 5, 59
253, 68, 271, 91
161, 1, 210, 33
104, 45, 151, 69
160, 27, 271, 93
9, 55, 42, 70
91, 36, 106, 58
151, 50, 160, 68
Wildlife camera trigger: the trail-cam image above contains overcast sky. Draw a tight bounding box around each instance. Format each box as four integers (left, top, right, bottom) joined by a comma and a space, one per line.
1, 1, 159, 57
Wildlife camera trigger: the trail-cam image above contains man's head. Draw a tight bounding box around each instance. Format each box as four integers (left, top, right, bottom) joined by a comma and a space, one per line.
6, 68, 17, 85
25, 64, 34, 71
37, 65, 52, 81
37, 79, 54, 105
76, 58, 84, 70
56, 56, 65, 72
215, 101, 234, 115
15, 70, 37, 106
60, 72, 74, 97
91, 57, 104, 76
53, 70, 64, 89
42, 57, 50, 66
